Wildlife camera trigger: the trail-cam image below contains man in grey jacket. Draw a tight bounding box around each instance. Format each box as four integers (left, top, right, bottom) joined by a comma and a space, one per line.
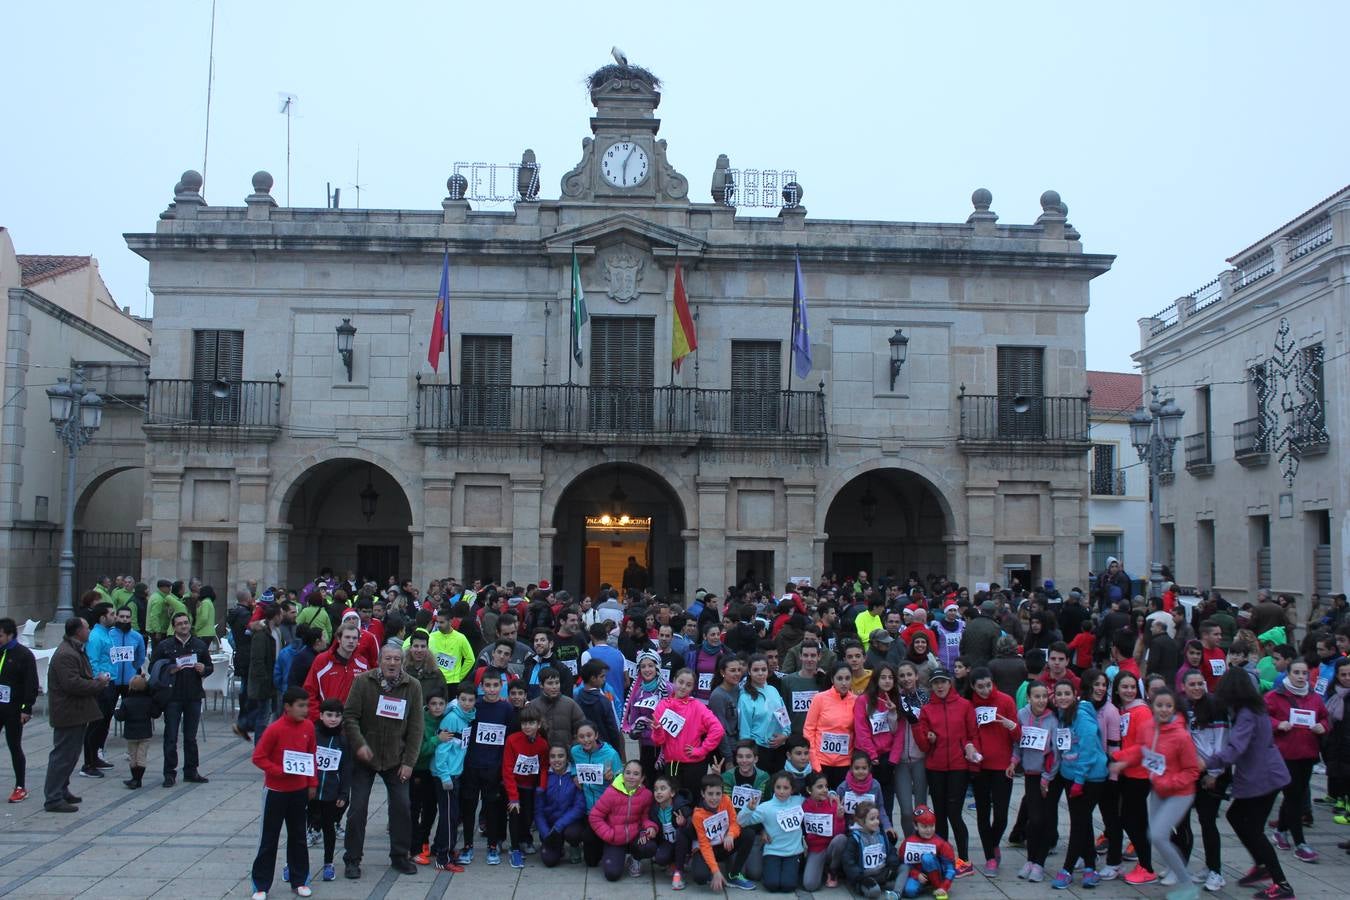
44, 618, 109, 812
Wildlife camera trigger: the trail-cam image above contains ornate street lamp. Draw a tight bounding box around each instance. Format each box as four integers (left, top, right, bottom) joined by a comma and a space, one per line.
336, 318, 357, 381
359, 464, 379, 522
1130, 386, 1185, 599
47, 367, 102, 621
888, 328, 909, 391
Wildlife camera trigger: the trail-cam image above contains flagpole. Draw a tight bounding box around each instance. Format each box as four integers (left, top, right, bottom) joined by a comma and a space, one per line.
568, 243, 575, 387
669, 249, 679, 388
787, 249, 799, 431
444, 241, 452, 389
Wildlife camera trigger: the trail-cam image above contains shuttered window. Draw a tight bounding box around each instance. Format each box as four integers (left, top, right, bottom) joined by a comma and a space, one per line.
461, 335, 512, 428
1090, 444, 1117, 494
1314, 510, 1332, 594
590, 317, 654, 431
192, 329, 244, 423
996, 346, 1044, 439
731, 340, 782, 432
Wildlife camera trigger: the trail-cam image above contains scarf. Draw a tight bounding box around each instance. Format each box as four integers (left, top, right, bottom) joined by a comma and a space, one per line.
700, 640, 721, 656
641, 676, 663, 693
378, 672, 403, 693
1326, 684, 1349, 724
1283, 679, 1310, 697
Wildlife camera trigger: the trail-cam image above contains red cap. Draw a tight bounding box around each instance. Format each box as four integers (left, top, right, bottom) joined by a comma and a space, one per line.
539, 579, 551, 591
913, 805, 937, 825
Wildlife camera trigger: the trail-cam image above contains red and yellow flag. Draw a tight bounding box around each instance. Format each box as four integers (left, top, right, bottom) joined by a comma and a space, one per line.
671, 262, 697, 372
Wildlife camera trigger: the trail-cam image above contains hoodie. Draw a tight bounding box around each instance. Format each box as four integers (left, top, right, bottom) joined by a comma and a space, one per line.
575, 685, 626, 763
737, 683, 790, 750
737, 795, 807, 857
314, 718, 352, 804
1046, 703, 1108, 785
649, 693, 724, 767
432, 704, 474, 782
570, 741, 622, 809
1111, 714, 1201, 798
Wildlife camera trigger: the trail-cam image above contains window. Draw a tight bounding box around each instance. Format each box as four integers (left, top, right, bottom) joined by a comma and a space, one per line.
730, 340, 782, 432
1197, 519, 1216, 588
1161, 522, 1175, 573
1090, 444, 1120, 495
1091, 533, 1121, 574
463, 546, 502, 585
590, 317, 654, 431
1252, 515, 1271, 589
1313, 510, 1332, 595
1186, 385, 1212, 468
996, 346, 1044, 439
33, 496, 48, 521
461, 335, 512, 429
192, 329, 244, 423
1296, 344, 1327, 447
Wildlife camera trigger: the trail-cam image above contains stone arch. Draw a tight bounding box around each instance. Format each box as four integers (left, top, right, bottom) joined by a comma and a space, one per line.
73, 462, 144, 524
268, 445, 422, 529
538, 456, 695, 532
815, 458, 962, 539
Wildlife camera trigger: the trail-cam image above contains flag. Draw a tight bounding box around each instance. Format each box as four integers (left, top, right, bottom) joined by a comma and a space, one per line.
790, 252, 812, 378
571, 248, 588, 368
670, 261, 697, 372
427, 252, 451, 372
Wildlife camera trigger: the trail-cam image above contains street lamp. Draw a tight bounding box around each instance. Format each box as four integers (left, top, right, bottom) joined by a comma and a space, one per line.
1130, 385, 1184, 600
888, 328, 909, 390
47, 367, 103, 622
335, 318, 357, 381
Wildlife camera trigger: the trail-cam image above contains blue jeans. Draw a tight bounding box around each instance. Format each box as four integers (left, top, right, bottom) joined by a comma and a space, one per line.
162, 700, 202, 776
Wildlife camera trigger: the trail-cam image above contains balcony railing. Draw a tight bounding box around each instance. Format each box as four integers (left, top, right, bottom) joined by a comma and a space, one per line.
145, 378, 283, 429
1293, 405, 1329, 455
1184, 431, 1213, 473
414, 383, 826, 443
957, 394, 1090, 446
1090, 468, 1127, 496
1233, 417, 1269, 464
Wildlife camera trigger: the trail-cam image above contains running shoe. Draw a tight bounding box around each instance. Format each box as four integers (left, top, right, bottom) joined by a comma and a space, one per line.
1204, 871, 1226, 892
628, 854, 642, 877
522, 842, 536, 855
510, 850, 524, 869
7, 787, 27, 803
727, 873, 757, 890
322, 864, 335, 882
1253, 884, 1295, 899
1098, 864, 1119, 881
486, 845, 501, 866
1160, 869, 1180, 886
251, 892, 266, 900
933, 891, 948, 900
1273, 831, 1292, 852
1050, 868, 1073, 889
1237, 865, 1270, 886
983, 858, 998, 877
954, 858, 973, 878
414, 844, 432, 865
456, 847, 474, 865
78, 766, 105, 778
1123, 842, 1137, 860
1017, 862, 1033, 879
1334, 812, 1350, 826
672, 871, 685, 890
1315, 794, 1336, 805
568, 845, 583, 864
1293, 844, 1318, 863
295, 888, 312, 899
1094, 834, 1108, 854
1027, 864, 1045, 883
1082, 869, 1100, 888
826, 873, 839, 887
1124, 866, 1158, 885
433, 859, 465, 873
282, 865, 289, 883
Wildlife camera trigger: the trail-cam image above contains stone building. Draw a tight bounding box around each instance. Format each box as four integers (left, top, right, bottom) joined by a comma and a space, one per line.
1134, 186, 1348, 617
1084, 371, 1148, 578
126, 61, 1112, 600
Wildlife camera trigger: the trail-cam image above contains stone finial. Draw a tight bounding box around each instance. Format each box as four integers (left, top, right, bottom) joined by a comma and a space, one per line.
782, 181, 804, 209
167, 169, 205, 219
446, 173, 469, 201
711, 154, 734, 206
1036, 189, 1066, 237
967, 188, 998, 231
517, 149, 540, 201
180, 170, 204, 195
1039, 190, 1062, 213
443, 173, 471, 223
246, 170, 277, 218
252, 171, 274, 194
1059, 201, 1080, 241
972, 188, 993, 211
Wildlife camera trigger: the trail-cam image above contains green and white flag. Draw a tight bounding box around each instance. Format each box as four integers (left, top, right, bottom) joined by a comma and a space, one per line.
571, 248, 588, 367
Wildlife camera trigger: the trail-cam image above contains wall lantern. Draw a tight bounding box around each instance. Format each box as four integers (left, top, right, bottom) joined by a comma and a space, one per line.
336, 318, 357, 381
888, 328, 909, 390
359, 464, 379, 522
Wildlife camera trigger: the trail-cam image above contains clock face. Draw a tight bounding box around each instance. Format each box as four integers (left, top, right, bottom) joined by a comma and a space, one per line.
600, 141, 649, 188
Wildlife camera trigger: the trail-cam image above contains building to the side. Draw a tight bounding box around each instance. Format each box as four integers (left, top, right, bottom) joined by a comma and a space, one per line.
125, 60, 1113, 600
1134, 186, 1348, 617
0, 228, 151, 623
1085, 370, 1147, 581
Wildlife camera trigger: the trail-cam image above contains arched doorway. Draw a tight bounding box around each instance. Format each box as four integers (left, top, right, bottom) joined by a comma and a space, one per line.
551, 463, 686, 599
823, 468, 952, 586
75, 466, 144, 590
283, 459, 413, 589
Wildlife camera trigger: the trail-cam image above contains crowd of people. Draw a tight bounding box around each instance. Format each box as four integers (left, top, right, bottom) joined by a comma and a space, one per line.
3, 565, 1350, 900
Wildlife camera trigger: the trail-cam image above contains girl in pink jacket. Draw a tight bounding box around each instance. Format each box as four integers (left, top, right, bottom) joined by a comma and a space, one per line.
588, 760, 659, 881
651, 668, 726, 799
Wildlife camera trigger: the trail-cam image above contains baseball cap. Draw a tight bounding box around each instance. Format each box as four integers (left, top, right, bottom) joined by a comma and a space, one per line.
928, 668, 954, 683
869, 629, 894, 646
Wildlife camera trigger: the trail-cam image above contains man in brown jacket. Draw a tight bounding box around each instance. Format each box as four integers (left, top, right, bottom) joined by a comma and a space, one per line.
342, 641, 423, 880
45, 618, 109, 812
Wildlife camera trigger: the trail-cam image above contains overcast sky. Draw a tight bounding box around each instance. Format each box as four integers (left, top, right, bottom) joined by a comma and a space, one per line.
5, 1, 1347, 375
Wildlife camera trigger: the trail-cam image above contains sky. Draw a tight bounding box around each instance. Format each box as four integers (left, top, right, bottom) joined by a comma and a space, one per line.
4, 1, 1348, 374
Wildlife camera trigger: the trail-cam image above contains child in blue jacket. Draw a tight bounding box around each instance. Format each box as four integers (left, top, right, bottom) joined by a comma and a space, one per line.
430, 683, 476, 870
535, 744, 588, 866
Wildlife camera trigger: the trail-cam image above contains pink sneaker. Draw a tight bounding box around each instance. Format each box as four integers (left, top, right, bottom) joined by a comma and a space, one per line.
1273, 831, 1292, 852
983, 858, 999, 877
1123, 866, 1158, 885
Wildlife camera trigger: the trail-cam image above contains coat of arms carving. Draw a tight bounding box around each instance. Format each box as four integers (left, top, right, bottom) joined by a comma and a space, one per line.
603, 253, 645, 303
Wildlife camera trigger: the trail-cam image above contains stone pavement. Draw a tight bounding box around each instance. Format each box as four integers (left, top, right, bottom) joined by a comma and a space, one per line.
1, 703, 1348, 899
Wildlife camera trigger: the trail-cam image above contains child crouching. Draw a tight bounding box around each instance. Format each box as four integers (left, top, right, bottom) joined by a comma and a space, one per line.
897, 805, 956, 900
842, 800, 899, 900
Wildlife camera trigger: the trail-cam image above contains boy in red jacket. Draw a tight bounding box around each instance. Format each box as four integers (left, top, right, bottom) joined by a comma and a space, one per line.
898, 805, 957, 899
251, 687, 318, 899
502, 706, 547, 867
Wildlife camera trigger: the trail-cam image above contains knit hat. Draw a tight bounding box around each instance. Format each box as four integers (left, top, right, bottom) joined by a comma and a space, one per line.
635, 649, 661, 669
913, 805, 937, 826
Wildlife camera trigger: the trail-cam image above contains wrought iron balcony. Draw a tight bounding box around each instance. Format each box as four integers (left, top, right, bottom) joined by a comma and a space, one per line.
956, 393, 1090, 450
1090, 468, 1127, 496
1184, 431, 1213, 475
1233, 417, 1270, 466
413, 383, 826, 449
144, 377, 283, 439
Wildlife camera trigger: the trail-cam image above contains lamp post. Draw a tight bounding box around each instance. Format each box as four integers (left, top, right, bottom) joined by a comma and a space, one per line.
47, 366, 104, 622
1129, 385, 1183, 600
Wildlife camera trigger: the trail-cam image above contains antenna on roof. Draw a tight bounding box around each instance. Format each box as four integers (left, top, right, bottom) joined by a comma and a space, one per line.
200, 0, 218, 199
277, 92, 298, 205
349, 145, 365, 209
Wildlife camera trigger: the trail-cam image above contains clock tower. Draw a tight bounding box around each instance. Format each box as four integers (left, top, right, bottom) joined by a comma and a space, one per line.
559, 61, 689, 203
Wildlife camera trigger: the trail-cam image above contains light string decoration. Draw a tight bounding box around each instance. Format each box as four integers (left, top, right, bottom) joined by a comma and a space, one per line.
1264, 317, 1328, 486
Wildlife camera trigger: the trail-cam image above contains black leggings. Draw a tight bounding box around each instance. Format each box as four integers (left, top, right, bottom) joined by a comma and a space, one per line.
1117, 775, 1153, 871
1174, 775, 1227, 873
1057, 777, 1102, 873
653, 825, 693, 872
688, 832, 756, 883
1228, 791, 1286, 884
926, 768, 970, 859
971, 770, 1012, 860
665, 759, 711, 800
1276, 758, 1315, 845
1, 714, 24, 789
410, 771, 439, 848
508, 793, 536, 849
1023, 775, 1059, 866
1098, 778, 1123, 866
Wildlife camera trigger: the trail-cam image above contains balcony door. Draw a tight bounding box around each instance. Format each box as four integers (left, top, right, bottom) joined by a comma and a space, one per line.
461, 335, 512, 429
192, 329, 244, 424
731, 340, 782, 432
996, 346, 1044, 439
590, 317, 654, 431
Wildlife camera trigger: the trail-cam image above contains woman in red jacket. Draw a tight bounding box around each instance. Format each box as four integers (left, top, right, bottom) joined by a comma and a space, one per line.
588, 759, 659, 881
1265, 659, 1329, 861
914, 667, 976, 878
968, 665, 1020, 876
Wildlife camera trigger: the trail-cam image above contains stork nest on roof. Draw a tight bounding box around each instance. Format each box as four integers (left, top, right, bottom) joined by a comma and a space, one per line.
586, 63, 660, 91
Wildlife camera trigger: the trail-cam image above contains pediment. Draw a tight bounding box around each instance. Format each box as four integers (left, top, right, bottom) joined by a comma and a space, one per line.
543, 214, 706, 259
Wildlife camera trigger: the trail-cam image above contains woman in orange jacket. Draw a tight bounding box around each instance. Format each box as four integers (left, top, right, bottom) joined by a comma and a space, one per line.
804, 663, 857, 784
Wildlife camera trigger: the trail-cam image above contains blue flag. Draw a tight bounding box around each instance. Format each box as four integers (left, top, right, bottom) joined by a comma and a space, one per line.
790, 252, 812, 378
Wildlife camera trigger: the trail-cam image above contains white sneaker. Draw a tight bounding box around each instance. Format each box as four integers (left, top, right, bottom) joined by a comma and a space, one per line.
1204, 871, 1225, 892
1159, 869, 1179, 886
1314, 762, 1327, 775
1017, 862, 1033, 879
627, 854, 642, 878
295, 888, 312, 899
1098, 865, 1119, 881
251, 892, 266, 900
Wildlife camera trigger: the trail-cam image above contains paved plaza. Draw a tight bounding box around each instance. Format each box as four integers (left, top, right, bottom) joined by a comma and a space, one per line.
1, 702, 1348, 899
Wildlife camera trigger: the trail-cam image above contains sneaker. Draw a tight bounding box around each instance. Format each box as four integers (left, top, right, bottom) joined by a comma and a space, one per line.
1273, 831, 1292, 852
954, 858, 974, 878
1094, 834, 1108, 854
1082, 869, 1101, 888
413, 842, 431, 864
1204, 871, 1226, 892
94, 757, 115, 769
1018, 862, 1033, 879
322, 864, 335, 882
78, 766, 105, 778
1123, 842, 1137, 861
510, 849, 524, 868
1124, 866, 1158, 885
884, 892, 900, 900
1315, 794, 1336, 805
1051, 868, 1073, 889
1334, 812, 1350, 826
1253, 884, 1295, 899
252, 892, 266, 900
983, 858, 999, 877
307, 828, 322, 848
434, 859, 465, 873
567, 845, 583, 865
934, 892, 948, 900
295, 888, 312, 899
456, 847, 474, 865
1314, 763, 1327, 776
522, 842, 536, 855
1237, 866, 1270, 887
486, 845, 501, 866
282, 865, 289, 883
1027, 864, 1045, 883
672, 871, 686, 891
1098, 865, 1119, 881
726, 873, 757, 890
1294, 843, 1318, 863
7, 787, 27, 803
628, 854, 642, 877
1161, 869, 1180, 886
344, 862, 361, 880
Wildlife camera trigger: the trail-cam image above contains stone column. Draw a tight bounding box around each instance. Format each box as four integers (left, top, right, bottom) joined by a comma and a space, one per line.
538, 527, 557, 586
963, 482, 997, 585
145, 465, 185, 582
695, 477, 729, 595
409, 526, 426, 588
1050, 487, 1087, 592
784, 479, 817, 582
510, 474, 543, 585
264, 525, 291, 588
236, 469, 270, 587
680, 529, 699, 600
421, 475, 454, 582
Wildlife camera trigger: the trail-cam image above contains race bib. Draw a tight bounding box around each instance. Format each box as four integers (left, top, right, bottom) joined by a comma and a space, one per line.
1289, 708, 1316, 728
701, 810, 729, 844
792, 691, 814, 713
869, 711, 893, 734
660, 667, 672, 683
1054, 727, 1072, 751
376, 695, 407, 720
1119, 714, 1130, 738
658, 708, 686, 737
576, 763, 604, 786
697, 672, 713, 693
476, 722, 506, 746
1141, 747, 1167, 776
513, 754, 539, 776
0, 685, 10, 704
175, 654, 196, 669
1314, 677, 1329, 695
730, 783, 759, 810
282, 749, 315, 777
623, 658, 638, 677
803, 811, 834, 837
776, 806, 803, 831
976, 706, 997, 725
662, 820, 676, 841
841, 790, 868, 814
634, 694, 659, 711
1208, 658, 1226, 677
110, 645, 135, 664
563, 659, 579, 676
435, 652, 456, 671
944, 630, 961, 647
1019, 726, 1048, 751
316, 746, 342, 772
820, 731, 850, 756
862, 842, 886, 869
774, 706, 792, 730
904, 841, 936, 865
